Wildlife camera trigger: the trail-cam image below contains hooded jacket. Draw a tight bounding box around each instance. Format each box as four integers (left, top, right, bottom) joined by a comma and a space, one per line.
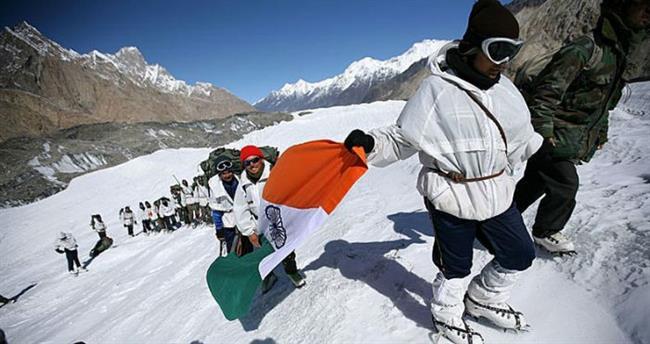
121, 210, 134, 226
183, 185, 197, 205
146, 205, 158, 221
195, 184, 210, 207
208, 175, 239, 229
233, 165, 271, 236
55, 233, 78, 251
160, 202, 175, 217
91, 221, 106, 233
368, 42, 542, 221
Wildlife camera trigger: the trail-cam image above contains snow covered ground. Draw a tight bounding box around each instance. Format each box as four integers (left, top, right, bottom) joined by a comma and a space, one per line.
0, 83, 648, 343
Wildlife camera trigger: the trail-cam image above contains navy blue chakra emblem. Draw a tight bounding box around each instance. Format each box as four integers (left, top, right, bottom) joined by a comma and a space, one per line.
265, 205, 287, 249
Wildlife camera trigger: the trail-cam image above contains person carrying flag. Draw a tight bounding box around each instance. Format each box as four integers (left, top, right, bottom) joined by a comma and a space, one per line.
233, 145, 306, 291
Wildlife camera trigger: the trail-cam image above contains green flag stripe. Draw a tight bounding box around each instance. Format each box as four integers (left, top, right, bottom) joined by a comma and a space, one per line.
206, 238, 274, 320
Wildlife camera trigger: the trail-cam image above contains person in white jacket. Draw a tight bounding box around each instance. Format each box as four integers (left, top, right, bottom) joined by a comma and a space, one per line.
90, 214, 107, 239
343, 1, 541, 342
195, 177, 211, 223
120, 206, 136, 237
208, 156, 239, 253
160, 198, 179, 231
233, 145, 305, 291
184, 180, 199, 226
180, 180, 192, 225
145, 201, 159, 232
137, 202, 150, 234
55, 232, 86, 274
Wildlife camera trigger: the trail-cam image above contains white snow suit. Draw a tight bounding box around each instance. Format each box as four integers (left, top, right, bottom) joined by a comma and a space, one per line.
196, 184, 209, 207
233, 166, 271, 236
91, 221, 106, 234
368, 43, 542, 221
208, 174, 238, 229
121, 211, 134, 226
55, 233, 78, 251
367, 42, 542, 325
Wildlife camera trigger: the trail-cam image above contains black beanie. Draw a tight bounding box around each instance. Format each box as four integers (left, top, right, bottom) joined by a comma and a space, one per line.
459, 0, 520, 54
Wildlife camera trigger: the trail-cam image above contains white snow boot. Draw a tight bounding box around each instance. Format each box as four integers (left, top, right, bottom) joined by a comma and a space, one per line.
533, 232, 576, 255
68, 270, 78, 277
430, 273, 484, 344
466, 261, 529, 331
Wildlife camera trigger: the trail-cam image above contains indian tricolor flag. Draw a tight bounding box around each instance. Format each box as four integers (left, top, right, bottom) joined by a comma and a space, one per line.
206, 140, 367, 320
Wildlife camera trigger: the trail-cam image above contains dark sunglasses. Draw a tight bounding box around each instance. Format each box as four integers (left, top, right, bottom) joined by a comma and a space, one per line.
216, 160, 233, 172
243, 157, 262, 167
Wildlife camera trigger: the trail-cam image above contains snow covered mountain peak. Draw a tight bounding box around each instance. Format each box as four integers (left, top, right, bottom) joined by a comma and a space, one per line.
255, 39, 449, 111
12, 21, 42, 37
115, 46, 146, 66
4, 21, 80, 61
1, 22, 223, 98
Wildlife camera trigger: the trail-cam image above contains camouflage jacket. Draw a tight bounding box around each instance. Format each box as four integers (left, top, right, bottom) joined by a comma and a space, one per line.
525, 13, 644, 162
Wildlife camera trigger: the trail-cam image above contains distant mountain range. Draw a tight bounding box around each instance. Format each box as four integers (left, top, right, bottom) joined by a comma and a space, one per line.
0, 21, 255, 143
256, 0, 650, 112
254, 40, 449, 112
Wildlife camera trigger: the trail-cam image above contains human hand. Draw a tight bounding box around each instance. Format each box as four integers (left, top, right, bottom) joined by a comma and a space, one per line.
249, 233, 261, 248
344, 129, 375, 154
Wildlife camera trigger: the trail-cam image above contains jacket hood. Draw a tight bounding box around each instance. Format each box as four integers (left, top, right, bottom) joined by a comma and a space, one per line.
428, 41, 503, 96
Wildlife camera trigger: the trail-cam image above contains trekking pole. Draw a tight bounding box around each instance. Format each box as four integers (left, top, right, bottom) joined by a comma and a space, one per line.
172, 174, 181, 185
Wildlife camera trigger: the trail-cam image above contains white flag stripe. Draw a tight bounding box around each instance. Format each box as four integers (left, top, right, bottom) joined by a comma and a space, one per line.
257, 200, 328, 278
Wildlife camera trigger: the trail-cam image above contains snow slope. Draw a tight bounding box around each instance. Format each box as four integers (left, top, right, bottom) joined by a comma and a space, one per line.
0, 83, 648, 343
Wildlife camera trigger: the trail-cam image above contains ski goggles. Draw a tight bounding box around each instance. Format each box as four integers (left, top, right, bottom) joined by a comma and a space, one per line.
216, 160, 233, 172
481, 37, 524, 65
243, 157, 262, 168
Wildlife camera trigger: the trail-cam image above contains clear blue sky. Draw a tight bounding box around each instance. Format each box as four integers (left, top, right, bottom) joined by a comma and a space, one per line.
2, 0, 496, 103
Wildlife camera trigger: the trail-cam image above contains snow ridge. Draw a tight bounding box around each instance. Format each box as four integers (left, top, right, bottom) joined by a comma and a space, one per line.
254, 39, 448, 111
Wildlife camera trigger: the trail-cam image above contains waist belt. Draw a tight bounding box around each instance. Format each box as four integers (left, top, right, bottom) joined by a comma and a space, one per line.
434, 168, 505, 183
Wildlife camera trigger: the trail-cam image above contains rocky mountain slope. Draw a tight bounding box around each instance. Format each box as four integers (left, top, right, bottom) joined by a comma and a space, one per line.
0, 111, 291, 207
0, 22, 256, 143
507, 0, 649, 80
254, 40, 448, 112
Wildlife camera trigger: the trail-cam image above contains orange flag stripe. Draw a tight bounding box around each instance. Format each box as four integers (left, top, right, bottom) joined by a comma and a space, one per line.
262, 140, 367, 214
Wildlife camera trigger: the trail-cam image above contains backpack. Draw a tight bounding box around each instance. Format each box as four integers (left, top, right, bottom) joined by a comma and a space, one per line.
200, 146, 280, 179
514, 33, 603, 94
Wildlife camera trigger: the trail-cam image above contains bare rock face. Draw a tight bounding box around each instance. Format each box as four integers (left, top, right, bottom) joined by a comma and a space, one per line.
0, 22, 256, 143
508, 0, 650, 81
364, 0, 649, 104
0, 111, 292, 207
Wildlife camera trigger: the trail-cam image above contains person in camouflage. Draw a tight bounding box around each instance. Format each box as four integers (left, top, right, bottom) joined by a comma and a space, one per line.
514, 0, 649, 254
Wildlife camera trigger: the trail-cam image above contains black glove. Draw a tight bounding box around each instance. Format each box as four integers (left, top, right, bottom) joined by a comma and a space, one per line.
344, 129, 375, 154
216, 231, 225, 241
55, 248, 64, 254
